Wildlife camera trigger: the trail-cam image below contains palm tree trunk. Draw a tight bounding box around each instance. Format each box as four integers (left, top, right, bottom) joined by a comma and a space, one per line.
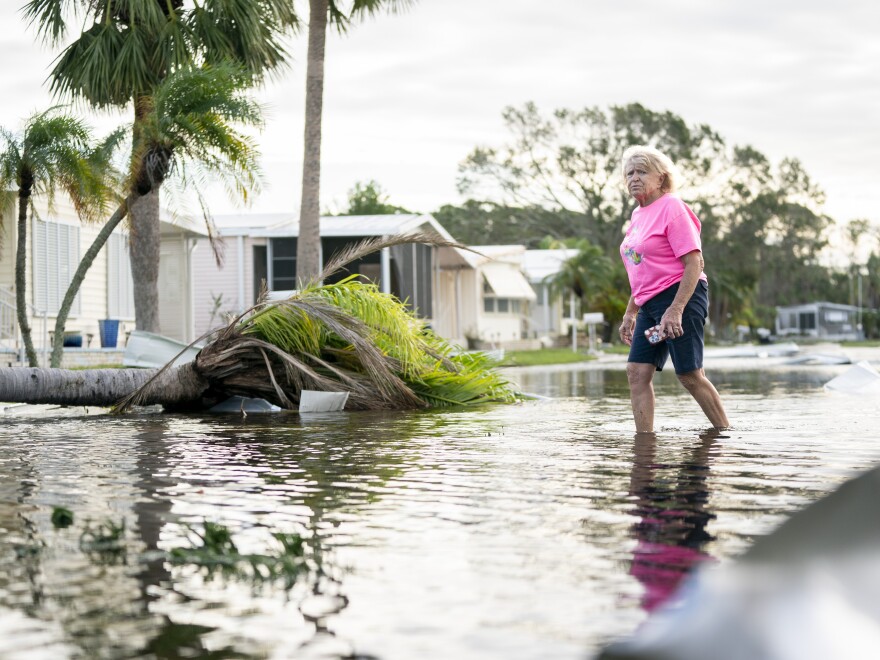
296, 0, 328, 284
129, 188, 162, 333
15, 194, 39, 367
0, 362, 208, 408
50, 196, 134, 367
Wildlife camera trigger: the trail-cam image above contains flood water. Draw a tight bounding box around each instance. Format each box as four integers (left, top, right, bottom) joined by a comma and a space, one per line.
1, 360, 879, 659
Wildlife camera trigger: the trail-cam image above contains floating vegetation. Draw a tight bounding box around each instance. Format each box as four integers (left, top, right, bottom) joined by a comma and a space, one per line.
14, 542, 43, 559
168, 522, 316, 590
51, 506, 74, 528
79, 518, 127, 565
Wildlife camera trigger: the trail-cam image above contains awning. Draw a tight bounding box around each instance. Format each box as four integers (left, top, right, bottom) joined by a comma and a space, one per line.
481, 262, 537, 300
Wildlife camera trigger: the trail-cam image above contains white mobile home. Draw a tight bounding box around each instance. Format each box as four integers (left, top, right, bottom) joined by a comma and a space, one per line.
191, 213, 476, 346
460, 245, 538, 349
0, 198, 205, 364
775, 302, 862, 341
522, 248, 579, 340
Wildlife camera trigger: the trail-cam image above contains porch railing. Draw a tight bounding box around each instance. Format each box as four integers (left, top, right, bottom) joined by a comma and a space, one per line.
0, 287, 16, 343
0, 286, 50, 365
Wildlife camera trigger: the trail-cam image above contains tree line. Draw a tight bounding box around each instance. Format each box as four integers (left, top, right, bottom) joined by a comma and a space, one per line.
431, 102, 879, 340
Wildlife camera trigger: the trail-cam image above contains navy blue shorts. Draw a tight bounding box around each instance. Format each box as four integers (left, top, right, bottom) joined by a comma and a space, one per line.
628, 280, 709, 375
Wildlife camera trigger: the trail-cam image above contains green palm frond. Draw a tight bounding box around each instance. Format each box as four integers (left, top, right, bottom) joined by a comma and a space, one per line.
185, 258, 521, 411
332, 0, 416, 33
126, 62, 264, 224
24, 0, 300, 107
0, 107, 118, 222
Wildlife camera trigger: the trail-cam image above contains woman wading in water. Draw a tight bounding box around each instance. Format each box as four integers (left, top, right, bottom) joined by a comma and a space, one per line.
618, 146, 729, 433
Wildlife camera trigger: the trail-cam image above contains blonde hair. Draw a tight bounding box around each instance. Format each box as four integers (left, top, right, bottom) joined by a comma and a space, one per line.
621, 145, 680, 194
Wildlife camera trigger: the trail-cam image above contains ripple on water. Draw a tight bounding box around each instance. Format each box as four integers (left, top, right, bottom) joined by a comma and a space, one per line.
0, 365, 878, 658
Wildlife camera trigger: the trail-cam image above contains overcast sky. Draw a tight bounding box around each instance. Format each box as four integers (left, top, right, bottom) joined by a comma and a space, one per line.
3, 0, 879, 239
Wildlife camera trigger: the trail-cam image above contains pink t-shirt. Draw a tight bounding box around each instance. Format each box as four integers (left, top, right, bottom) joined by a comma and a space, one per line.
619, 194, 707, 306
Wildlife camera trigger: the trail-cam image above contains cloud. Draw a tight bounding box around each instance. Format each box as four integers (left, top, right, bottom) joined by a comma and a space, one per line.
0, 0, 877, 224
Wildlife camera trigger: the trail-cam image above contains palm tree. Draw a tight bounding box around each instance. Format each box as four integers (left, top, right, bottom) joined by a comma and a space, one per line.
296, 0, 415, 282
49, 63, 266, 367
0, 109, 111, 367
546, 239, 628, 342
23, 0, 300, 333
0, 235, 519, 411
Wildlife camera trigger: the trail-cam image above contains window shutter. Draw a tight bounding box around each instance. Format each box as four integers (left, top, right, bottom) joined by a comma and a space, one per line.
32, 219, 80, 316
32, 218, 48, 312
107, 233, 135, 319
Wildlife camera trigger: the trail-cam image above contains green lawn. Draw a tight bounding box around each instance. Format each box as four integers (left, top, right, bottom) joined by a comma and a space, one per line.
500, 348, 596, 367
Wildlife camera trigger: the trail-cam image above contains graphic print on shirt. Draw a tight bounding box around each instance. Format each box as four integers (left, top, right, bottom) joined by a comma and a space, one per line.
622, 224, 644, 266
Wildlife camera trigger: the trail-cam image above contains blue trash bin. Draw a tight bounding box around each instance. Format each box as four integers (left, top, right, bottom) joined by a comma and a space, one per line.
98, 319, 120, 348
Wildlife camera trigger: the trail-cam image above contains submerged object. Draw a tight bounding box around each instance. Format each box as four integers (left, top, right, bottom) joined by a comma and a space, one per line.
596, 464, 880, 660
298, 390, 349, 413
785, 354, 852, 366
208, 396, 282, 413
704, 342, 800, 359
823, 360, 880, 395
123, 330, 203, 369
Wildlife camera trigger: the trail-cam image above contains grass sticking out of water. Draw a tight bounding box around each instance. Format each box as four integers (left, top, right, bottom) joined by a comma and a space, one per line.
80, 518, 127, 564
169, 522, 314, 589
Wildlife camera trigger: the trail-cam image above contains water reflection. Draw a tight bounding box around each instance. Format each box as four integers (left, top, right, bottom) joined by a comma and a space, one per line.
0, 363, 879, 659
508, 362, 848, 400
628, 430, 721, 612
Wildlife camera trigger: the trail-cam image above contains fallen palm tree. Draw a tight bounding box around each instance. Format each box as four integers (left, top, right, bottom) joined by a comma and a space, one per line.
0, 234, 520, 411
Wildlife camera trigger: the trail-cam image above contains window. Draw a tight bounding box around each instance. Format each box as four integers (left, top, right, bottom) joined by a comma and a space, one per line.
32, 219, 80, 316
483, 297, 524, 314
270, 238, 297, 291
824, 310, 847, 323
107, 233, 135, 319
799, 312, 816, 330
391, 242, 433, 318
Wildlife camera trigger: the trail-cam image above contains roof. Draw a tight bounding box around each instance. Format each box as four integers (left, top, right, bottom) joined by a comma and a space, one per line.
212, 212, 477, 269
522, 249, 579, 282
776, 302, 861, 312
160, 216, 209, 238
468, 244, 527, 264
481, 261, 537, 300
212, 212, 450, 239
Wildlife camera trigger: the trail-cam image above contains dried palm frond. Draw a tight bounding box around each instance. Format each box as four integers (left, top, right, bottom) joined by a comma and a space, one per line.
315, 230, 482, 285
117, 234, 517, 412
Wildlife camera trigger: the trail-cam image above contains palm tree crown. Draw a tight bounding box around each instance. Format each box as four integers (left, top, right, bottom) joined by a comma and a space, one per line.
23, 0, 299, 107
0, 108, 115, 366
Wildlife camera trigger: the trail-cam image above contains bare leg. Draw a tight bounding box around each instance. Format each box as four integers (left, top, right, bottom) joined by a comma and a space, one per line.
676, 368, 730, 429
627, 363, 657, 433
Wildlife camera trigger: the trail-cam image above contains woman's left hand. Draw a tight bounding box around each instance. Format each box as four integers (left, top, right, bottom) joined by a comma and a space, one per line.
659, 306, 685, 339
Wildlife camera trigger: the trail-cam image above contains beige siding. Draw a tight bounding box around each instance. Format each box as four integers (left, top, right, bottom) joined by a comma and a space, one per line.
432, 270, 459, 343
192, 236, 240, 337
2, 196, 201, 352
1, 199, 123, 349
191, 235, 267, 338
158, 238, 189, 342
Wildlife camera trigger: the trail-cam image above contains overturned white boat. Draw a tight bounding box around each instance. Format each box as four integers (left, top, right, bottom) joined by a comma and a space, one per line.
824, 360, 880, 395
596, 464, 880, 660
